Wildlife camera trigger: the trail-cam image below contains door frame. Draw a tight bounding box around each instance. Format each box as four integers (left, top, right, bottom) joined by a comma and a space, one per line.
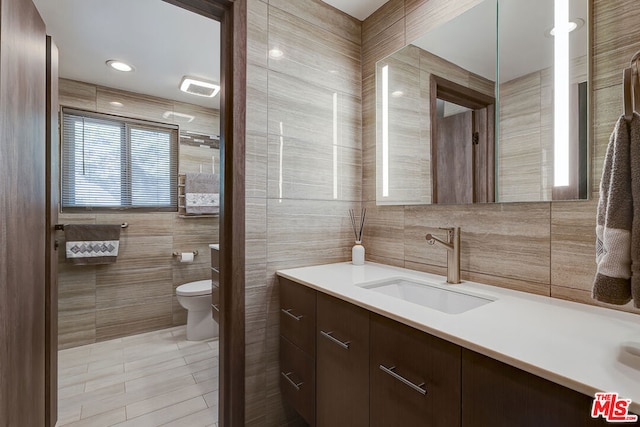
161, 1, 247, 425
430, 74, 495, 203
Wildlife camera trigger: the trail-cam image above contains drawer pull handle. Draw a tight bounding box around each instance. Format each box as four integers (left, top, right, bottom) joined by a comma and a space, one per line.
211, 266, 219, 274
281, 308, 303, 321
211, 304, 220, 312
379, 365, 427, 395
281, 371, 303, 391
320, 330, 350, 350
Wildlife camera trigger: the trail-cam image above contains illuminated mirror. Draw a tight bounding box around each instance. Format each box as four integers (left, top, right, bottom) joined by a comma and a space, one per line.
375, 0, 589, 205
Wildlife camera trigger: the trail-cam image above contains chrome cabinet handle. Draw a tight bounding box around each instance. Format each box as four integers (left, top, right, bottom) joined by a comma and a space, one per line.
211, 304, 219, 312
281, 308, 303, 321
281, 371, 303, 391
379, 364, 427, 395
320, 330, 350, 350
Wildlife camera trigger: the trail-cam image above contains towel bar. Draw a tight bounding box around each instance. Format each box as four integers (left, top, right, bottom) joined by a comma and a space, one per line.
55, 223, 129, 231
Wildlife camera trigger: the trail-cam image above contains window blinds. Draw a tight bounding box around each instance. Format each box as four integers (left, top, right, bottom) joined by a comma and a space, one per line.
61, 109, 178, 211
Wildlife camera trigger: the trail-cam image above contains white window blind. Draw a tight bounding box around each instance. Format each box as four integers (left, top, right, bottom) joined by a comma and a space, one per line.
61, 109, 178, 211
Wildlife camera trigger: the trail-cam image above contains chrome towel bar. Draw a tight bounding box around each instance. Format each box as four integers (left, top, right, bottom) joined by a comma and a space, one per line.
54, 223, 128, 230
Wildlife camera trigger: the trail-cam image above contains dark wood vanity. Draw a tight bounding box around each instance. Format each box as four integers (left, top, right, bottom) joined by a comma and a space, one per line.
278, 276, 625, 427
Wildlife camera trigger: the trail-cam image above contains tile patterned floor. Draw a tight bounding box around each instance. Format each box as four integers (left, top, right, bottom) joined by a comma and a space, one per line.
56, 326, 219, 427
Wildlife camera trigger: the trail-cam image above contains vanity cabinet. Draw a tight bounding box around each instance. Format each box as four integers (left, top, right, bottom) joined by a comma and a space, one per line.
279, 277, 317, 425
278, 277, 624, 426
316, 293, 369, 426
370, 314, 461, 427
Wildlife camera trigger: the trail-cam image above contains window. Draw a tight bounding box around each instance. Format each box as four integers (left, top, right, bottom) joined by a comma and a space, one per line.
61, 108, 178, 211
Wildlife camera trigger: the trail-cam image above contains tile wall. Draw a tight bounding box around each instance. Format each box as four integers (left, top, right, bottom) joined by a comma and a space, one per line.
244, 0, 362, 424
57, 79, 220, 349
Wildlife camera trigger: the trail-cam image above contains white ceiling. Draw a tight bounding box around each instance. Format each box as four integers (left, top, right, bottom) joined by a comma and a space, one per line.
33, 0, 220, 109
31, 0, 382, 112
320, 0, 390, 21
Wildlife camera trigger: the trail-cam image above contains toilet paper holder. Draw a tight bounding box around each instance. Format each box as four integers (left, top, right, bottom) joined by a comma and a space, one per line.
172, 250, 199, 258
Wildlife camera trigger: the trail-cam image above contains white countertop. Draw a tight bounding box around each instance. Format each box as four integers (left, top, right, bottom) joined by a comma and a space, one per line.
209, 244, 219, 250
277, 262, 640, 413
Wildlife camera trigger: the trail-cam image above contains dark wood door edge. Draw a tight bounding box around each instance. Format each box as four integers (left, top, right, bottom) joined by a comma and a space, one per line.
163, 1, 246, 426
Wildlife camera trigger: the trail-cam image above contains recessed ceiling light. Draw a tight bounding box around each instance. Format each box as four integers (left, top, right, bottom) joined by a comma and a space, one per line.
269, 48, 284, 59
391, 90, 404, 98
109, 101, 124, 107
546, 18, 584, 37
179, 76, 220, 98
106, 60, 134, 72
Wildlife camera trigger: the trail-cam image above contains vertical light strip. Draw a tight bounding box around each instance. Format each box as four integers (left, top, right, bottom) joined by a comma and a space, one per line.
279, 121, 284, 202
554, 0, 570, 187
333, 93, 339, 199
382, 65, 389, 197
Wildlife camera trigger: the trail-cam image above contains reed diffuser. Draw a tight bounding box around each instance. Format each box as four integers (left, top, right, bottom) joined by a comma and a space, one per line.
349, 208, 366, 265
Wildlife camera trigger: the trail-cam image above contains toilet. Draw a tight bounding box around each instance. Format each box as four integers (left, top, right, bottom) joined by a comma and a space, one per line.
176, 279, 219, 341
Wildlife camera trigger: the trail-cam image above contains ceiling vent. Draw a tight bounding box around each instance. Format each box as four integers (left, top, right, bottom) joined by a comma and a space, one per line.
179, 76, 220, 98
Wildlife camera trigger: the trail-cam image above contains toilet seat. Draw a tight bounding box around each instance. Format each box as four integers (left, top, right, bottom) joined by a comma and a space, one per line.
176, 279, 212, 297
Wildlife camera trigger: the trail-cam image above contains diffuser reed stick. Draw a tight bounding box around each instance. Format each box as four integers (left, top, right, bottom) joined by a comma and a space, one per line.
349, 208, 366, 242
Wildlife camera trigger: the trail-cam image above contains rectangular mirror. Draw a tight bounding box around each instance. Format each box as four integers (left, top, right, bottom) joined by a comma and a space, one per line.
376, 0, 589, 205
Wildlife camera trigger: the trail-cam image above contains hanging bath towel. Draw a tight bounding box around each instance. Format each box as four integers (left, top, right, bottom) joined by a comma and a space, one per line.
65, 224, 121, 265
185, 172, 220, 215
593, 113, 640, 308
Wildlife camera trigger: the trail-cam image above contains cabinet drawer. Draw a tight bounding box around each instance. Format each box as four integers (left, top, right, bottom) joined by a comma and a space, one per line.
316, 293, 369, 427
370, 314, 461, 427
279, 277, 316, 355
280, 336, 315, 426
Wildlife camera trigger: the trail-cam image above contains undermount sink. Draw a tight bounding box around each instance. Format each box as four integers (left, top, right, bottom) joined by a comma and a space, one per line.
359, 277, 494, 314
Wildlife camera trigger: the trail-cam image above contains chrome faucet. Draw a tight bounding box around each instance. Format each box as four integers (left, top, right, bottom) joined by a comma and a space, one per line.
425, 227, 461, 284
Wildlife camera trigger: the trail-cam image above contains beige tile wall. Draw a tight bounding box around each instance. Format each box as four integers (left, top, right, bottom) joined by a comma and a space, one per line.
361, 0, 640, 317
244, 0, 361, 424
57, 79, 220, 349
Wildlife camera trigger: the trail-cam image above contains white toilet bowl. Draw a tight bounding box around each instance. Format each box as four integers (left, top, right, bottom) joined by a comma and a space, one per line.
176, 279, 219, 341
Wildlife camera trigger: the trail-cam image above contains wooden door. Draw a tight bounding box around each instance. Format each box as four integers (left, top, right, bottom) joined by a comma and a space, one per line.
45, 36, 59, 427
0, 0, 47, 425
473, 107, 490, 203
436, 110, 474, 204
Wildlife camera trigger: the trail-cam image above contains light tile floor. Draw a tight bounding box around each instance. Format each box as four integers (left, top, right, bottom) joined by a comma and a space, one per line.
56, 326, 218, 427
